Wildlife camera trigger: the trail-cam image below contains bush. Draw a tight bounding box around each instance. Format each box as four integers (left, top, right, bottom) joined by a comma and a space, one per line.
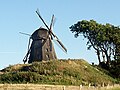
110, 60, 120, 79
0, 72, 44, 83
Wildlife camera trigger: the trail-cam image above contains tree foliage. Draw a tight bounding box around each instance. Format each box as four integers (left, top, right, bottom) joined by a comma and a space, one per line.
70, 20, 120, 66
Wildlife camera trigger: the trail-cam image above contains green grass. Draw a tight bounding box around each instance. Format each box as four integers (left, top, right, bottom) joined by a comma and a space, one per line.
0, 59, 117, 85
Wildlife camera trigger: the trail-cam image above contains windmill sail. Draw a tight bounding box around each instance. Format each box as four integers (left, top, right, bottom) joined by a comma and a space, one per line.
49, 14, 54, 40
56, 39, 67, 53
19, 32, 31, 36
50, 15, 54, 31
36, 9, 67, 53
36, 9, 50, 30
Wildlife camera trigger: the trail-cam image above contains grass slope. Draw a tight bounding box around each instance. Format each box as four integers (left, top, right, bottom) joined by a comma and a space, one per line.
0, 59, 116, 85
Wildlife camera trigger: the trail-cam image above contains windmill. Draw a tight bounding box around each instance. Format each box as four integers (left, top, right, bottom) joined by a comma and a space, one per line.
22, 9, 67, 64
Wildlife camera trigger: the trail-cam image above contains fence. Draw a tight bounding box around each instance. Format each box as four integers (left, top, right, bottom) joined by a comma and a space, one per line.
0, 84, 119, 90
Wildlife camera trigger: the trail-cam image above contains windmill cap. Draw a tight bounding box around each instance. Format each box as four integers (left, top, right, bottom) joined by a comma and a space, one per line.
31, 28, 49, 40
39, 26, 47, 30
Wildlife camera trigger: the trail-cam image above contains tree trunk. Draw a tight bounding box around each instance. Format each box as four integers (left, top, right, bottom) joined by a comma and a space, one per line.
104, 50, 111, 65
96, 50, 101, 64
102, 51, 105, 62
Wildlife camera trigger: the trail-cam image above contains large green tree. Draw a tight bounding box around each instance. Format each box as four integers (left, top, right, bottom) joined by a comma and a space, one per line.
70, 20, 120, 65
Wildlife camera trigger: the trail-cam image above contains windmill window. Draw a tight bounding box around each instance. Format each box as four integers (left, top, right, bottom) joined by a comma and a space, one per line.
46, 48, 49, 52
46, 55, 50, 59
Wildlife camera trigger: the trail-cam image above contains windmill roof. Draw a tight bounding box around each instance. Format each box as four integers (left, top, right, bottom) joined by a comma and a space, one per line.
31, 28, 49, 40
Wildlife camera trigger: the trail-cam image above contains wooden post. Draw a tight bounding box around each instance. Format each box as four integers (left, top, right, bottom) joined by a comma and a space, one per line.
79, 84, 82, 90
63, 86, 65, 90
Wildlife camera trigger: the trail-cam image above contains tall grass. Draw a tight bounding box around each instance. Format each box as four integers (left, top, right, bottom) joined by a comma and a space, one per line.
0, 59, 117, 85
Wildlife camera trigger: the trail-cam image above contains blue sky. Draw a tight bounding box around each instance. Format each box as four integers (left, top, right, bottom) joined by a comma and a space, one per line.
0, 0, 120, 69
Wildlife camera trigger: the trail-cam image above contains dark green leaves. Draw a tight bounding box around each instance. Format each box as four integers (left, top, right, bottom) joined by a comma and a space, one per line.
70, 20, 120, 64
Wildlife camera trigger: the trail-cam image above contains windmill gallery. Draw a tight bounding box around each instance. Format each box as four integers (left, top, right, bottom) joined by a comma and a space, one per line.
21, 9, 67, 64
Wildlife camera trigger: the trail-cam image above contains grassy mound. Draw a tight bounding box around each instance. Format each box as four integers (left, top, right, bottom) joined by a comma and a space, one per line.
0, 59, 117, 85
